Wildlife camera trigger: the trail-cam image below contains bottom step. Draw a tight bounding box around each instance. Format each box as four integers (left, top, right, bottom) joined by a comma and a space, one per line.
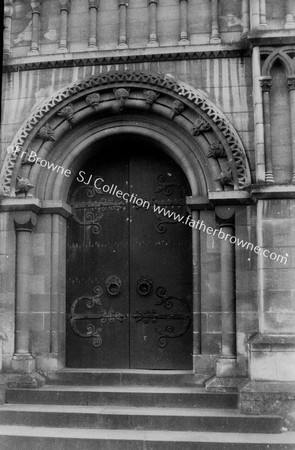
0, 426, 294, 450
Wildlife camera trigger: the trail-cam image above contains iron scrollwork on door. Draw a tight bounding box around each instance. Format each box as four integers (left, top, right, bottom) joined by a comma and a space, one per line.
69, 285, 126, 348
131, 286, 191, 348
137, 276, 153, 296
70, 184, 125, 235
152, 173, 189, 234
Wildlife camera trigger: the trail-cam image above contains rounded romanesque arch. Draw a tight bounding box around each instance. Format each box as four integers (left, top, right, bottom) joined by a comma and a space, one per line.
0, 71, 251, 199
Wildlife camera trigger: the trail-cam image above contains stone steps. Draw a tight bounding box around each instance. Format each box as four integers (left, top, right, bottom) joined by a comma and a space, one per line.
45, 368, 209, 387
0, 404, 284, 433
0, 426, 294, 450
5, 385, 238, 409
1, 373, 293, 450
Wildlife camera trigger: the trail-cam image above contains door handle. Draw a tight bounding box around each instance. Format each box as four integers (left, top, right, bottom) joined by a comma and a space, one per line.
137, 276, 153, 296
106, 276, 122, 296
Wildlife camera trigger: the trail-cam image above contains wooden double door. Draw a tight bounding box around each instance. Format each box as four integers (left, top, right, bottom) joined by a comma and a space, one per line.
66, 137, 193, 369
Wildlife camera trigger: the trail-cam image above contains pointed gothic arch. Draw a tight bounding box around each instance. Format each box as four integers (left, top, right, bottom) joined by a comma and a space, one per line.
0, 71, 251, 199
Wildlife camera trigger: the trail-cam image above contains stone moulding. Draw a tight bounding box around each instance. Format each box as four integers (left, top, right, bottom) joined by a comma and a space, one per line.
2, 47, 249, 73
0, 71, 251, 197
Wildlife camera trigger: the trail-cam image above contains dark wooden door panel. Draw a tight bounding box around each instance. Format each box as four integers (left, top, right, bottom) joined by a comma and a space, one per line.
129, 150, 193, 369
66, 153, 130, 368
66, 139, 192, 369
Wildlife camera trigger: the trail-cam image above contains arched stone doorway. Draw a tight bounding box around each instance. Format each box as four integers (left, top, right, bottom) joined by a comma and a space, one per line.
0, 71, 251, 376
66, 134, 193, 369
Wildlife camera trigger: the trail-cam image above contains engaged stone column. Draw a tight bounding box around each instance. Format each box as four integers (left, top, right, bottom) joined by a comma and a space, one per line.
11, 212, 37, 373
215, 207, 237, 377
117, 0, 128, 49
287, 77, 295, 183
57, 0, 71, 53
28, 0, 41, 56
178, 0, 189, 45
250, 0, 260, 29
147, 0, 158, 47
260, 77, 274, 183
253, 46, 265, 182
285, 0, 295, 28
88, 0, 99, 50
242, 0, 250, 37
210, 0, 221, 44
259, 0, 267, 27
3, 0, 13, 58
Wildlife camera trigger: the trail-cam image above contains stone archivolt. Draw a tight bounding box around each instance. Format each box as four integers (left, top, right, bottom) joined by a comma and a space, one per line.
0, 72, 251, 198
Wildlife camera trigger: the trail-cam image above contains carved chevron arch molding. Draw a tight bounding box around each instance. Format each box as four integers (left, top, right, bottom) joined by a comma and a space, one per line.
0, 71, 251, 197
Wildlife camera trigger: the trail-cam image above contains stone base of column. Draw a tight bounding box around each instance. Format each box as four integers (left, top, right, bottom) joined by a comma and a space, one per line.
178, 39, 190, 46
5, 372, 46, 389
28, 49, 40, 56
216, 356, 237, 377
87, 45, 98, 51
206, 376, 247, 393
147, 40, 159, 47
210, 36, 221, 44
56, 46, 69, 53
265, 171, 275, 183
285, 18, 295, 29
11, 353, 36, 374
117, 42, 128, 49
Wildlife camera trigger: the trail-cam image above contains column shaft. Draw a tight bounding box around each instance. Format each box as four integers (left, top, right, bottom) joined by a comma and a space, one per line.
12, 212, 37, 373
3, 1, 13, 57
57, 0, 71, 53
179, 0, 189, 45
192, 210, 201, 358
117, 1, 128, 49
260, 78, 274, 182
259, 0, 267, 26
288, 79, 295, 183
250, 0, 260, 29
220, 226, 236, 357
147, 0, 158, 47
15, 231, 32, 354
50, 215, 60, 354
285, 0, 295, 28
28, 1, 41, 56
242, 0, 250, 37
88, 0, 99, 49
210, 0, 221, 44
253, 46, 265, 182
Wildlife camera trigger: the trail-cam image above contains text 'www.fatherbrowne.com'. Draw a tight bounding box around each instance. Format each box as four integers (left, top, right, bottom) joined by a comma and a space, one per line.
77, 171, 288, 266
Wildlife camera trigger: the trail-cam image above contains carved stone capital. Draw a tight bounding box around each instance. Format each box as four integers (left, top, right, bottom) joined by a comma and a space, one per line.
143, 90, 159, 108
148, 0, 158, 5
191, 116, 211, 136
215, 168, 233, 186
208, 142, 226, 159
4, 0, 13, 17
114, 88, 130, 112
88, 0, 99, 8
57, 104, 75, 124
15, 177, 35, 196
38, 123, 55, 141
215, 206, 235, 228
30, 0, 41, 14
14, 211, 37, 232
171, 100, 185, 119
118, 0, 128, 6
59, 0, 71, 12
287, 78, 295, 91
86, 93, 101, 110
259, 77, 272, 92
